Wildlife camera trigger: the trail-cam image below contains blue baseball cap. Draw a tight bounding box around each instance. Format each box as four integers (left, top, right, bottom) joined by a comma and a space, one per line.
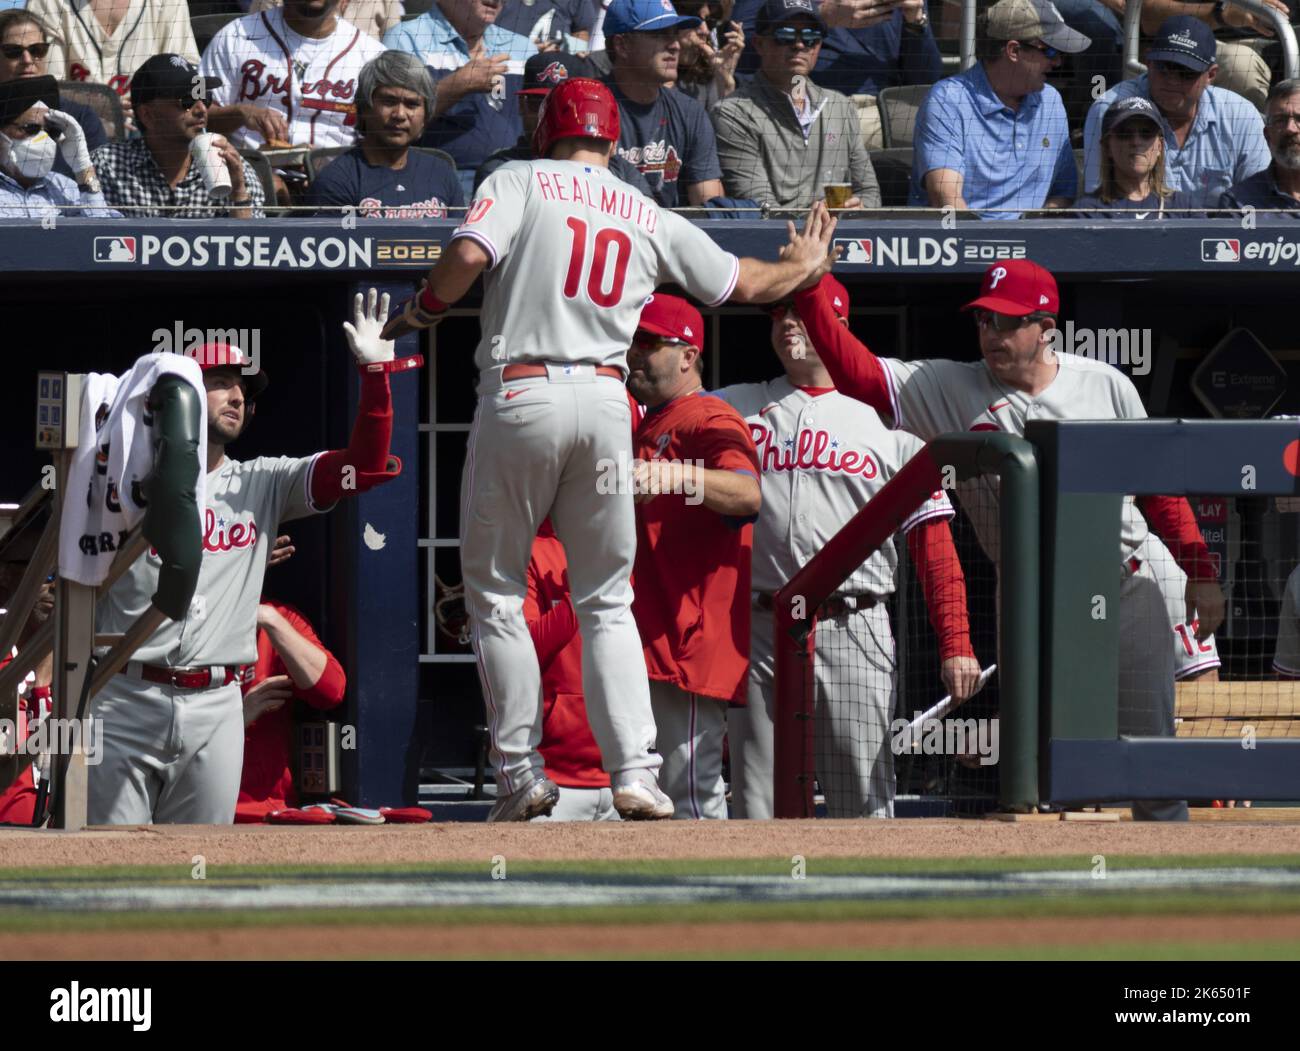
1101, 95, 1171, 136
1146, 15, 1216, 72
756, 0, 826, 33
603, 0, 701, 37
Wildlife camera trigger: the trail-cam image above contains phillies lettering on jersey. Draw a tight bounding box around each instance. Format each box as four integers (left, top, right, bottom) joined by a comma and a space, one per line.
715, 378, 953, 597
452, 159, 739, 372
203, 509, 259, 553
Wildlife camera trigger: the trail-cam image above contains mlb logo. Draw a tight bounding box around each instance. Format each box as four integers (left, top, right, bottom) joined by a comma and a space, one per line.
834, 238, 872, 264
93, 236, 136, 263
1201, 238, 1240, 263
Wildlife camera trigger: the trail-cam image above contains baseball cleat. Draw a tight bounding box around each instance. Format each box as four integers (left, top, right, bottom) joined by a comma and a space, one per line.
487, 776, 560, 822
613, 780, 674, 821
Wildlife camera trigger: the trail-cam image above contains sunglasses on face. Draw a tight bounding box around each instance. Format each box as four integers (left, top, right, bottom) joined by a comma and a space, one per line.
1018, 40, 1059, 59
1151, 61, 1201, 82
5, 120, 55, 138
631, 332, 689, 351
972, 309, 1035, 332
0, 42, 50, 60
766, 302, 795, 319
1111, 122, 1160, 142
770, 26, 825, 47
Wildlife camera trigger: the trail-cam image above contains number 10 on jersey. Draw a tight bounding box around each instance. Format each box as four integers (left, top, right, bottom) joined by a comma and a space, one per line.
564, 218, 632, 308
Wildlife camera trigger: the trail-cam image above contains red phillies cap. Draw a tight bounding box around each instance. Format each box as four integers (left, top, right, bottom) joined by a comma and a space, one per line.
637, 293, 704, 349
962, 259, 1059, 317
188, 342, 269, 399
824, 274, 850, 320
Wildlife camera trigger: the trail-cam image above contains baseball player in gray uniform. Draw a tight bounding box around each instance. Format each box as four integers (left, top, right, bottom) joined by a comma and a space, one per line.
1272, 565, 1300, 679
383, 78, 840, 821
88, 291, 417, 825
794, 259, 1226, 821
716, 275, 981, 819
1147, 534, 1221, 682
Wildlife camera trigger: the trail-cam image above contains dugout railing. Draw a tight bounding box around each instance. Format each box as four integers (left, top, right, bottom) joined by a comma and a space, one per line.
1033, 419, 1300, 806
772, 433, 1041, 819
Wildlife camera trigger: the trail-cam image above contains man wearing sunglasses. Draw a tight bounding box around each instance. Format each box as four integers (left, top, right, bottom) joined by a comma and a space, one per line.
793, 260, 1226, 821
90, 54, 265, 218
1083, 16, 1269, 208
712, 0, 880, 212
911, 0, 1088, 216
625, 293, 762, 819
0, 11, 107, 179
1220, 78, 1300, 213
0, 73, 117, 217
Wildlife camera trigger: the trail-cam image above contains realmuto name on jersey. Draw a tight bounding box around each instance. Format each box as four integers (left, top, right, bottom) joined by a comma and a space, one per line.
751, 424, 880, 478
534, 170, 658, 234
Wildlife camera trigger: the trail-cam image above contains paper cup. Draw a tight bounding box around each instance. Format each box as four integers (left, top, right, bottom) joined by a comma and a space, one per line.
190, 132, 232, 200
824, 183, 853, 209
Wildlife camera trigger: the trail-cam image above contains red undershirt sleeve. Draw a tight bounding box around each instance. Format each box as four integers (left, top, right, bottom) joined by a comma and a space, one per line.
310, 370, 401, 506
1137, 495, 1217, 581
907, 518, 977, 662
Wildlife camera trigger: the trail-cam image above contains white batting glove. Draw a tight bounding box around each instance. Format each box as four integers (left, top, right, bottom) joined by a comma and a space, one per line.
343, 288, 395, 366
44, 108, 91, 178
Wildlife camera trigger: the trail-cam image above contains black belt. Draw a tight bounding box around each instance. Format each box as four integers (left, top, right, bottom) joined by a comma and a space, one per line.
753, 592, 878, 618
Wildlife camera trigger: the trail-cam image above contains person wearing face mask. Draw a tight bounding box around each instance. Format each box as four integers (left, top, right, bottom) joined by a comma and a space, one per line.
1074, 96, 1200, 217
0, 74, 117, 217
1221, 79, 1300, 215
0, 11, 107, 181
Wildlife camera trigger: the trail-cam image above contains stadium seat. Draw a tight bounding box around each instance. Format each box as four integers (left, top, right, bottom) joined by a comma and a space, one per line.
192, 13, 240, 54
306, 145, 458, 183
57, 81, 126, 144
237, 148, 285, 216
867, 147, 913, 208
876, 84, 930, 150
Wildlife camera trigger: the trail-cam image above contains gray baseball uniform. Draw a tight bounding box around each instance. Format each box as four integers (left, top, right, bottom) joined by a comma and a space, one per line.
451, 159, 740, 799
715, 377, 952, 818
876, 351, 1186, 820
88, 453, 328, 825
1145, 533, 1221, 680
1272, 565, 1300, 678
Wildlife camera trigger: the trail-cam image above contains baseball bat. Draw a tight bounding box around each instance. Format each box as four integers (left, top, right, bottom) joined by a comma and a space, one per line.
381, 311, 420, 341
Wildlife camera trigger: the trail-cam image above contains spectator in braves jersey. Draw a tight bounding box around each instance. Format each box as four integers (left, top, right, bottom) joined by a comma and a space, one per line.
250, 0, 404, 41
627, 294, 761, 819
92, 55, 266, 219
383, 0, 536, 193
603, 0, 725, 208
27, 0, 198, 101
0, 10, 108, 181
306, 51, 464, 217
201, 0, 385, 150
794, 260, 1227, 820
87, 291, 419, 825
473, 50, 653, 194
715, 277, 980, 819
236, 599, 346, 822
525, 520, 620, 821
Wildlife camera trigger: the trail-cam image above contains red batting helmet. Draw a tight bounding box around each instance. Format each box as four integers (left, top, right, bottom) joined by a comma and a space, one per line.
532, 77, 620, 159
189, 342, 269, 400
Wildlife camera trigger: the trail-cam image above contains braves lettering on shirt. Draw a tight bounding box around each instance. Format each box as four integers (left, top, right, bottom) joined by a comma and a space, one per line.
715, 378, 952, 597
618, 141, 683, 187
357, 196, 450, 219
200, 9, 385, 149
69, 66, 131, 96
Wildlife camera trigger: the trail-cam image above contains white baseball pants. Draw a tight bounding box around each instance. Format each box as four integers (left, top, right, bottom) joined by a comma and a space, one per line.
460, 365, 662, 797
87, 673, 244, 825
649, 680, 728, 819
531, 786, 620, 822
732, 604, 897, 820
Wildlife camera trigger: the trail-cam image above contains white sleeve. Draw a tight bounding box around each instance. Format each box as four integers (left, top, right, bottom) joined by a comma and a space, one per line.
655, 209, 739, 307
162, 0, 202, 64
896, 429, 954, 531
883, 358, 963, 442
451, 164, 531, 268
200, 28, 234, 106
1115, 372, 1148, 420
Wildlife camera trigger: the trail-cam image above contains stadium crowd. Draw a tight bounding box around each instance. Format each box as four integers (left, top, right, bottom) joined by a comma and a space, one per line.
1, 0, 1299, 218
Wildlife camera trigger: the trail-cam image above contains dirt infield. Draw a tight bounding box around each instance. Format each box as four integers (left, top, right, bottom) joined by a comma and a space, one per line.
2, 817, 1298, 868
7, 913, 1299, 960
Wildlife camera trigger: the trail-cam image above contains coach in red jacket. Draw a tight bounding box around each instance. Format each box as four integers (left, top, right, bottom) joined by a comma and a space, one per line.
627, 293, 761, 820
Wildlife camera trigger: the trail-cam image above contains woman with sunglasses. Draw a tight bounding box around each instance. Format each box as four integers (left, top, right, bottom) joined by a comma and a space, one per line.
1074, 95, 1199, 218
672, 0, 744, 108
0, 10, 106, 180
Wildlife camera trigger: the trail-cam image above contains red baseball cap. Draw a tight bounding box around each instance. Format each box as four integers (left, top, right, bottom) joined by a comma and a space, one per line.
962, 260, 1059, 317
188, 342, 269, 399
637, 293, 704, 349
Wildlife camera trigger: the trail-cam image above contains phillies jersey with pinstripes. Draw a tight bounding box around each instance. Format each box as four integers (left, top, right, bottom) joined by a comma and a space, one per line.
453, 160, 740, 373
200, 9, 384, 150
715, 377, 954, 597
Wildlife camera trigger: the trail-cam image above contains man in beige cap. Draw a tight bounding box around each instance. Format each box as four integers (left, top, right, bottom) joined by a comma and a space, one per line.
910, 0, 1089, 217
